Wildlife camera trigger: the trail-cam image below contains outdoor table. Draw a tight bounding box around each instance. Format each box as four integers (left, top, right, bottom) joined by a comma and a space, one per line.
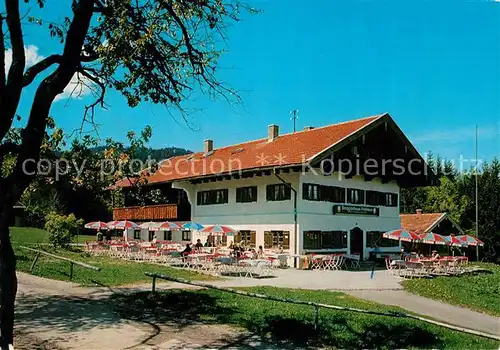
201, 247, 217, 253
238, 259, 269, 266
237, 259, 271, 277
110, 245, 125, 252
215, 256, 233, 263
390, 259, 406, 267
186, 253, 211, 260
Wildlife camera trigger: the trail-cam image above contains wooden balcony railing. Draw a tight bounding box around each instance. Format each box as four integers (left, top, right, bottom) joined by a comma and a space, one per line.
113, 204, 178, 221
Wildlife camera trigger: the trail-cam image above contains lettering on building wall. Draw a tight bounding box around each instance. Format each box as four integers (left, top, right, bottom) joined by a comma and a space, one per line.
332, 205, 379, 216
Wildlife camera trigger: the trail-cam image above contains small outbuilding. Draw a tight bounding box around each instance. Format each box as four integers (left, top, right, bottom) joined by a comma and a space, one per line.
400, 209, 464, 235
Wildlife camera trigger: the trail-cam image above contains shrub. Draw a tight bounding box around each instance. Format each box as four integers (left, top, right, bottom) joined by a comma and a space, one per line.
44, 212, 83, 248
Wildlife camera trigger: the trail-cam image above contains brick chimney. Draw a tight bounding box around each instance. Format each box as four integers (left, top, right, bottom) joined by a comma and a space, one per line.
416, 209, 422, 215
204, 139, 213, 153
304, 126, 315, 131
268, 124, 279, 141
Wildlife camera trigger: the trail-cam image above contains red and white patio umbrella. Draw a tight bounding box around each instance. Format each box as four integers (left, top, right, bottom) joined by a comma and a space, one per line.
139, 221, 158, 230
151, 221, 181, 231
382, 229, 421, 242
84, 221, 110, 230
200, 224, 237, 236
106, 220, 120, 229
418, 232, 447, 245
456, 235, 484, 246
113, 220, 139, 230
443, 235, 466, 247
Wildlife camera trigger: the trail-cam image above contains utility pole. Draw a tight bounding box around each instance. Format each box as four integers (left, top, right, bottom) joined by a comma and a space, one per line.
475, 125, 479, 261
290, 109, 299, 133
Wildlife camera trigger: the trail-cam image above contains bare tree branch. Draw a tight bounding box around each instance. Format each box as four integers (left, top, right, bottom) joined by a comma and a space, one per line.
77, 66, 107, 127
163, 1, 203, 72
1, 0, 26, 142
5, 0, 25, 86
0, 17, 5, 89
80, 54, 98, 62
22, 54, 61, 87
92, 0, 107, 13
9, 0, 96, 196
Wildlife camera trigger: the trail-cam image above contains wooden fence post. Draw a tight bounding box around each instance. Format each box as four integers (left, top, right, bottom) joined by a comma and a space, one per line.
152, 275, 157, 293
30, 252, 40, 274
314, 305, 319, 330
69, 262, 74, 281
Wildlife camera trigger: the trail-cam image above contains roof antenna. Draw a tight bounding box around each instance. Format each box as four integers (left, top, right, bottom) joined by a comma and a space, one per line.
290, 109, 299, 133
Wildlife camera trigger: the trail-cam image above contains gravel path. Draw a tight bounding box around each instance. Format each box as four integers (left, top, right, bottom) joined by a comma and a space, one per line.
348, 290, 500, 337
14, 273, 284, 349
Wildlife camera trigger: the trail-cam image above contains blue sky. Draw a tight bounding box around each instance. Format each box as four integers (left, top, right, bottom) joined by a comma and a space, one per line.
10, 0, 500, 165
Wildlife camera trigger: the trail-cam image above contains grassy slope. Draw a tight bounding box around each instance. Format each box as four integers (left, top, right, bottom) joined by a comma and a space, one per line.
403, 263, 500, 317
11, 226, 215, 286
112, 287, 499, 349
10, 226, 95, 244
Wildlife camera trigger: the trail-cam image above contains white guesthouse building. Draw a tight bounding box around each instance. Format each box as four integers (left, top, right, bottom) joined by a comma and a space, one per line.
115, 113, 436, 262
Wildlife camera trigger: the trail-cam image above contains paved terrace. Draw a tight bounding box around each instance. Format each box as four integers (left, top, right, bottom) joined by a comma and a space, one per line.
147, 268, 404, 291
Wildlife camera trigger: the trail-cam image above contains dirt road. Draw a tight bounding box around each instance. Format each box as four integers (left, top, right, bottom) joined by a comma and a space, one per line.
15, 273, 274, 349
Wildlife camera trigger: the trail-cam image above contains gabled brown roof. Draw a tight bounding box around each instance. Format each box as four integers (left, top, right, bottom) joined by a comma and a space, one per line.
115, 113, 384, 187
400, 213, 446, 234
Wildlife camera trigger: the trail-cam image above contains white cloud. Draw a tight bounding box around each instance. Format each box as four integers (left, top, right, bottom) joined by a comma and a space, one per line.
410, 125, 498, 144
4, 45, 44, 72
54, 72, 92, 102
4, 45, 91, 102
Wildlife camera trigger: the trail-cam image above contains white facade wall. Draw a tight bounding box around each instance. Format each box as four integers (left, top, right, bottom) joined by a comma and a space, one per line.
174, 173, 299, 253
173, 171, 401, 261
124, 228, 191, 243
297, 172, 401, 258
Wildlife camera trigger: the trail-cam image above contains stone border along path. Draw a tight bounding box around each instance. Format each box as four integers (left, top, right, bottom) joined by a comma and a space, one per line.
14, 270, 500, 349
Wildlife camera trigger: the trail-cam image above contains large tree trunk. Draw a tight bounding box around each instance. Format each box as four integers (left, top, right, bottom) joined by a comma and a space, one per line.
0, 224, 16, 350
0, 2, 96, 348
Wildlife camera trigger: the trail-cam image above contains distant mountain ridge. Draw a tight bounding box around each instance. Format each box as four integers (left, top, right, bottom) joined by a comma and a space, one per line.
91, 146, 192, 162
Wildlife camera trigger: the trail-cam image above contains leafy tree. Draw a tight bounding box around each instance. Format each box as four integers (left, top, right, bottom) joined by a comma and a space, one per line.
0, 0, 251, 347
425, 176, 470, 225
400, 187, 429, 214
458, 160, 500, 262
44, 212, 83, 248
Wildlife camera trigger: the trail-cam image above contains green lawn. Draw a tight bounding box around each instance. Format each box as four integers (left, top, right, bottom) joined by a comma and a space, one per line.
403, 263, 500, 317
10, 226, 95, 244
11, 226, 215, 286
111, 287, 499, 349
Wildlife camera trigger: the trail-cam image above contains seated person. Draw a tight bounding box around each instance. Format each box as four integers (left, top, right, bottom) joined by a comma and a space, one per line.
234, 243, 242, 258
151, 234, 158, 244
431, 250, 440, 260
181, 243, 192, 256
257, 245, 264, 258
194, 239, 203, 251
249, 248, 257, 259
399, 248, 405, 260
409, 251, 418, 260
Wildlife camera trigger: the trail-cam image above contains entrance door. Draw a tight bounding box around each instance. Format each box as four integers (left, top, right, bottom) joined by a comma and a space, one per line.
350, 227, 364, 260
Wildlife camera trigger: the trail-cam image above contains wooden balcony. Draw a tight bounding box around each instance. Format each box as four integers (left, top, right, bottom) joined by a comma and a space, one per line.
113, 204, 178, 221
